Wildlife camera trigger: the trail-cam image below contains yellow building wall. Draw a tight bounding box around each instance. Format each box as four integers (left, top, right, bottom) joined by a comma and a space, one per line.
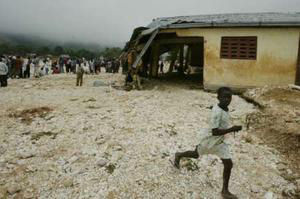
162, 28, 300, 90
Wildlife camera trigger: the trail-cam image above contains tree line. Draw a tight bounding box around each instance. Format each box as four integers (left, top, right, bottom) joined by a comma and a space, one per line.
0, 43, 122, 59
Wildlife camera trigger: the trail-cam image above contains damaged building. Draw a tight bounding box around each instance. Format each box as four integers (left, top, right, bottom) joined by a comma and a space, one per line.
125, 12, 300, 90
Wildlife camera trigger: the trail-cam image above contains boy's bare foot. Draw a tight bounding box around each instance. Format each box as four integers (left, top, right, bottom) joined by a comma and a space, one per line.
174, 153, 180, 169
221, 190, 238, 199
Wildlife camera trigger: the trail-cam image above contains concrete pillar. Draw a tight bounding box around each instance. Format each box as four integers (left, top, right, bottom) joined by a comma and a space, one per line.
151, 43, 160, 77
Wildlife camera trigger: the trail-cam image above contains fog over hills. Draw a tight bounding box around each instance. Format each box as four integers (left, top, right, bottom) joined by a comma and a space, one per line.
0, 32, 123, 52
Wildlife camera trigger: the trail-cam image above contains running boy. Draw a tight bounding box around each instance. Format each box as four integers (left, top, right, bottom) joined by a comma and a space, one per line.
174, 87, 242, 199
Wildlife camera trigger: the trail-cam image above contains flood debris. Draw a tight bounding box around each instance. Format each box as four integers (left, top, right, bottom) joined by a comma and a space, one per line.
244, 86, 300, 194
8, 106, 53, 124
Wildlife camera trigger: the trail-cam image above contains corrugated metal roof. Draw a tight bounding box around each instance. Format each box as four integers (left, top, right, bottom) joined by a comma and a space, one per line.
147, 12, 300, 29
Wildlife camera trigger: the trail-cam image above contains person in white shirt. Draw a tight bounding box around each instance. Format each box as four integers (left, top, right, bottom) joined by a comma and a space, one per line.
173, 87, 243, 199
0, 56, 9, 87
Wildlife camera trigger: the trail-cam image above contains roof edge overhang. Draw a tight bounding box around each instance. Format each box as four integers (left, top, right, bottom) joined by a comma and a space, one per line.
159, 22, 300, 29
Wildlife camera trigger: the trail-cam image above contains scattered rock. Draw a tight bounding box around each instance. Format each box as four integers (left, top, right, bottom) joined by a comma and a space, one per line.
31, 131, 58, 140
83, 97, 97, 102
25, 165, 37, 173
277, 163, 286, 171
6, 183, 21, 195
181, 159, 199, 171
282, 183, 297, 197
0, 146, 6, 155
24, 84, 33, 89
105, 163, 116, 174
17, 150, 36, 159
93, 80, 107, 87
62, 177, 74, 188
96, 159, 108, 168
251, 185, 261, 193
114, 146, 122, 151
264, 191, 274, 199
68, 156, 79, 164
0, 187, 7, 198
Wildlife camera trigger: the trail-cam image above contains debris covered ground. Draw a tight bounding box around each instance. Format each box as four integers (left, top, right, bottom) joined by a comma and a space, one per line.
0, 74, 299, 198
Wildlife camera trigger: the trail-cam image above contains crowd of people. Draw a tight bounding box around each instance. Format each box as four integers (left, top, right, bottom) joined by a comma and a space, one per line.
0, 54, 121, 87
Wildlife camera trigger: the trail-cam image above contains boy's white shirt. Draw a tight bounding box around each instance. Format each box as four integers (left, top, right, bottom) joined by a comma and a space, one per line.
197, 104, 233, 159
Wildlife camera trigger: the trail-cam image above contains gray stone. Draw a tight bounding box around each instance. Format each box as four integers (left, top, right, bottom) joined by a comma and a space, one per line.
97, 159, 108, 167
24, 84, 33, 89
264, 192, 274, 199
276, 163, 286, 171
62, 177, 74, 188
93, 80, 107, 87
23, 189, 35, 199
0, 146, 6, 155
68, 156, 79, 164
17, 151, 36, 159
7, 183, 21, 195
251, 185, 261, 193
282, 183, 297, 197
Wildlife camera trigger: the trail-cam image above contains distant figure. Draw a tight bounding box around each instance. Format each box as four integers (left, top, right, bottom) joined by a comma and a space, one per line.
59, 57, 64, 73
71, 59, 77, 73
15, 56, 23, 78
0, 56, 8, 87
66, 58, 72, 73
76, 63, 84, 86
24, 57, 31, 78
159, 60, 164, 74
33, 56, 40, 78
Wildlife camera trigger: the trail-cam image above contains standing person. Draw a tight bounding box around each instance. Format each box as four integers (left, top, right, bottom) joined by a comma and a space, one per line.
76, 62, 84, 86
15, 56, 23, 78
10, 56, 16, 78
89, 59, 94, 74
0, 56, 8, 87
44, 58, 50, 75
22, 57, 28, 78
59, 57, 64, 73
33, 56, 40, 78
71, 58, 77, 73
159, 60, 164, 74
24, 57, 31, 78
66, 58, 72, 73
173, 87, 242, 199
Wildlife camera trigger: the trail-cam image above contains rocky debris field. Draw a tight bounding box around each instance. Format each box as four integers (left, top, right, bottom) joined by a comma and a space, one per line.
0, 74, 299, 198
244, 86, 300, 198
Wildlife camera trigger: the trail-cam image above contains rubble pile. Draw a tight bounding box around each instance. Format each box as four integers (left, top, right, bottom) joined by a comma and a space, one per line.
0, 74, 298, 198
244, 86, 300, 198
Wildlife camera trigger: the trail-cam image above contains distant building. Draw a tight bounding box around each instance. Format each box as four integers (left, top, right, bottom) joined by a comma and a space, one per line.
126, 12, 300, 90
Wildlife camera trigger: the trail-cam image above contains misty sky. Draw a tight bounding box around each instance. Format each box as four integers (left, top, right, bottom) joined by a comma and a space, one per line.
0, 0, 299, 46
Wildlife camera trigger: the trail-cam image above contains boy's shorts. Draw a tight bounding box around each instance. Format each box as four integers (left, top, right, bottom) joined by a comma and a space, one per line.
197, 142, 232, 159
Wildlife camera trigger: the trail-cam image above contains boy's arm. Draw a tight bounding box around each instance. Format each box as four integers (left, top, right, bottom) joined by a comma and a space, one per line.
212, 126, 242, 136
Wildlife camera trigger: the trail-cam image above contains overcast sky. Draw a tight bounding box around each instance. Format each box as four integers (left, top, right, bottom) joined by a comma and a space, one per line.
0, 0, 299, 46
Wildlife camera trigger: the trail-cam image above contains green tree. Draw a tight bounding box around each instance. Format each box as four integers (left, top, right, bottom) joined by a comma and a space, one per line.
37, 46, 51, 55
100, 47, 122, 59
54, 46, 64, 55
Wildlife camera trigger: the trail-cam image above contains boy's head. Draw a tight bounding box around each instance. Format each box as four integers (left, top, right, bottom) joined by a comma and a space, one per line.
217, 87, 233, 107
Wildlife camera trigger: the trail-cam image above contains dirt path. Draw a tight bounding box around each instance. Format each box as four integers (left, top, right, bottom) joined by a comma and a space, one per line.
0, 74, 298, 198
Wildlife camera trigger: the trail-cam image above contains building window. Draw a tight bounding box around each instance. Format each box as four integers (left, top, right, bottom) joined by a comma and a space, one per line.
220, 37, 257, 60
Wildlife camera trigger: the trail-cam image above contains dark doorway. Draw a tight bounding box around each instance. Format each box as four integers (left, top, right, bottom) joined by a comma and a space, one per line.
145, 33, 204, 86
